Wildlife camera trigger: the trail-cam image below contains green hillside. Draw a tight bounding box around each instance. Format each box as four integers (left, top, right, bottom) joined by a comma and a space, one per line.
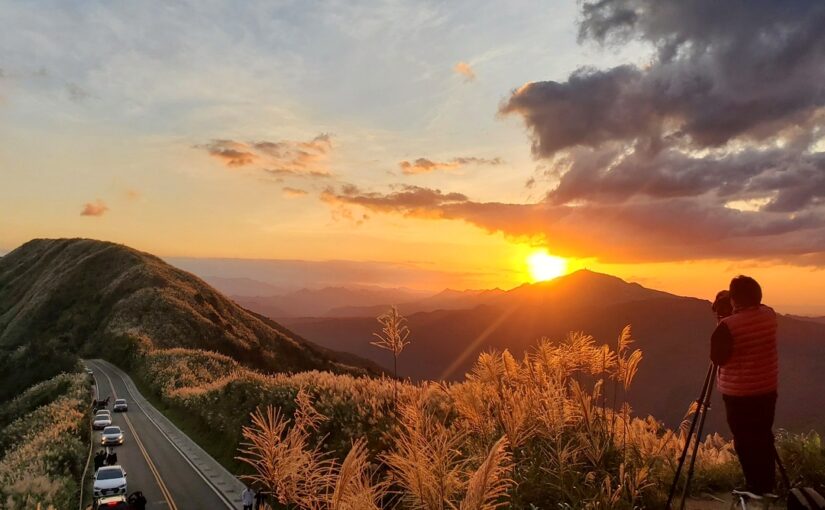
0, 238, 376, 401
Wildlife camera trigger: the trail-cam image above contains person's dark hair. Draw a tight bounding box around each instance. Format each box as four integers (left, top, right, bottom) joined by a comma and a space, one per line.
712, 290, 733, 319
729, 275, 762, 307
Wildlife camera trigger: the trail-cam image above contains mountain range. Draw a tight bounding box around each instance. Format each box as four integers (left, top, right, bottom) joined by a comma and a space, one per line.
276, 270, 825, 435
0, 238, 378, 401
230, 286, 430, 318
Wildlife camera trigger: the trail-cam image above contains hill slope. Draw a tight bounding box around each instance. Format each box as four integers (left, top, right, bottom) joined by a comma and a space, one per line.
282, 270, 825, 434
0, 238, 376, 400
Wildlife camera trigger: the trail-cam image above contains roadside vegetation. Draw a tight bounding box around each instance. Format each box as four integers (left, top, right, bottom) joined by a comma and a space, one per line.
0, 371, 90, 509
115, 323, 823, 509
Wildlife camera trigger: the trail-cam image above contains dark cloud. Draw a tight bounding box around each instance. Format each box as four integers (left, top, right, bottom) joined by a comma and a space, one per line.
462, 0, 825, 264
80, 199, 108, 217
399, 156, 502, 175
502, 0, 825, 154
197, 134, 333, 176
545, 147, 825, 209
322, 183, 825, 263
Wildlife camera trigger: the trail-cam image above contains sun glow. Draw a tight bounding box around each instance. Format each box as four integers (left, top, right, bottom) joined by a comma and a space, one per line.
526, 250, 568, 282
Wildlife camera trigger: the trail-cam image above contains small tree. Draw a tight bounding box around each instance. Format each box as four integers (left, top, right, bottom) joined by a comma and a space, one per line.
371, 306, 410, 403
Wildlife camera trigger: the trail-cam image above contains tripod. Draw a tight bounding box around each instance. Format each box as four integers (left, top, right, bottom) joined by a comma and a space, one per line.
666, 363, 718, 510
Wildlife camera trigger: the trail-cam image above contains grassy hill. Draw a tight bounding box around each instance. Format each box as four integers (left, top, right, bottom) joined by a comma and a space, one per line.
0, 238, 377, 401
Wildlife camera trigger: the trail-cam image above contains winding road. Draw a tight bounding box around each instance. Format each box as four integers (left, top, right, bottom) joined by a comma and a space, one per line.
85, 359, 244, 510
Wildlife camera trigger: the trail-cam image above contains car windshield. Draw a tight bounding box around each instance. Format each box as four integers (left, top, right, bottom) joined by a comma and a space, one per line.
95, 414, 109, 419
115, 399, 125, 404
103, 427, 120, 434
97, 468, 124, 480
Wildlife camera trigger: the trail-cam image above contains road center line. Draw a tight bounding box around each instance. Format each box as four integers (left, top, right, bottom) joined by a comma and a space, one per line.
95, 359, 238, 510
94, 361, 178, 510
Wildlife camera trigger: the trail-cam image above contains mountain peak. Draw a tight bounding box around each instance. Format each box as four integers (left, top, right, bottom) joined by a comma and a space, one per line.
504, 268, 668, 307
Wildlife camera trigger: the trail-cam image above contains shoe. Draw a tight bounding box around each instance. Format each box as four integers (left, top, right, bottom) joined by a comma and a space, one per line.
732, 488, 763, 500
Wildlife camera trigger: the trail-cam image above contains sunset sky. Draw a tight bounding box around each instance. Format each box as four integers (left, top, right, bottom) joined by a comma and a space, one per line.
3, 1, 825, 314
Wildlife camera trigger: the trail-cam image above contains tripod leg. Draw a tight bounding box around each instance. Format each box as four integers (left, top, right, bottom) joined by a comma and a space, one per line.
666, 363, 714, 509
679, 365, 717, 510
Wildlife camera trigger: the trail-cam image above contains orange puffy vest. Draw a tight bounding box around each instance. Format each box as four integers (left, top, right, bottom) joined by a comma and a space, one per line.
717, 305, 778, 397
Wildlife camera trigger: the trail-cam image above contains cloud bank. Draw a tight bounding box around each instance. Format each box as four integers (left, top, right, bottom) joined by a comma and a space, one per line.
326, 0, 825, 264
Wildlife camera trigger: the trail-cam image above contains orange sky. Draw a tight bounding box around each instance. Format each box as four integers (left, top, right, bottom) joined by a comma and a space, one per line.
2, 1, 825, 316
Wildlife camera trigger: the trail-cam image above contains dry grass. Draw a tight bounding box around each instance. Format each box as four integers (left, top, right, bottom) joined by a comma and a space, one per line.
237, 390, 387, 510
371, 306, 411, 403
233, 325, 745, 508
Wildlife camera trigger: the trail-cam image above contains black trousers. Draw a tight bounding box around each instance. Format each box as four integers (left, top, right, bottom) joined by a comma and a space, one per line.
723, 392, 777, 493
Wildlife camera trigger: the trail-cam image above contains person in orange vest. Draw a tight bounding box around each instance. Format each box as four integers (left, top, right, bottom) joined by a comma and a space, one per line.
710, 275, 778, 496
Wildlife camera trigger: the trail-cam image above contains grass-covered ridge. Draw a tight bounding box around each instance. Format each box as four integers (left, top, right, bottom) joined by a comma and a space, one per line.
0, 238, 379, 402
126, 326, 825, 508
0, 371, 91, 509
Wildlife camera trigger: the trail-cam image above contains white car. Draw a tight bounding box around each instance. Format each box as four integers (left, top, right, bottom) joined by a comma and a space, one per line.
93, 413, 112, 430
100, 426, 124, 446
93, 465, 127, 498
113, 399, 128, 412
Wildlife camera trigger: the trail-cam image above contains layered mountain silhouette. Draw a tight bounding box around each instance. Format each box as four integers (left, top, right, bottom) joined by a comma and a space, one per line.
230, 286, 430, 318
0, 238, 378, 401
279, 270, 825, 434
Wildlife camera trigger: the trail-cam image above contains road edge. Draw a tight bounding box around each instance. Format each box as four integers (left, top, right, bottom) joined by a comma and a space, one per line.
89, 359, 244, 509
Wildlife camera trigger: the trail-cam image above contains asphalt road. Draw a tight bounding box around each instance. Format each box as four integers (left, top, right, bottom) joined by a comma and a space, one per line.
87, 360, 236, 510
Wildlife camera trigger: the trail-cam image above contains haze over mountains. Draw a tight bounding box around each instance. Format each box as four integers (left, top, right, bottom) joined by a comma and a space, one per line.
230, 286, 430, 318
0, 238, 378, 401
240, 270, 823, 436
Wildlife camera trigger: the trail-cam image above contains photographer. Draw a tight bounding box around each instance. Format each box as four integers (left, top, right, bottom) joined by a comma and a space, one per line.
710, 276, 778, 497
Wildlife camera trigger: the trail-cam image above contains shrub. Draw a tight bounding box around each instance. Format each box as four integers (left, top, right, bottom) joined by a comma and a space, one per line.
0, 372, 90, 509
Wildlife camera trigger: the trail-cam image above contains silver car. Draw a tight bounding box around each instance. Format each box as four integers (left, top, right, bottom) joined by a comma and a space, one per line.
100, 426, 124, 446
113, 398, 128, 412
93, 412, 112, 430
93, 465, 127, 497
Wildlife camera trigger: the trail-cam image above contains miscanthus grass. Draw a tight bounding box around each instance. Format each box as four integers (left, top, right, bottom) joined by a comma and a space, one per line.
127, 325, 823, 508
0, 372, 89, 510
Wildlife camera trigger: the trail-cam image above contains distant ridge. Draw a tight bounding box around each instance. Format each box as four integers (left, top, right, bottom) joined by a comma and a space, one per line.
313, 269, 669, 318
232, 285, 431, 318
281, 269, 825, 435
0, 238, 378, 400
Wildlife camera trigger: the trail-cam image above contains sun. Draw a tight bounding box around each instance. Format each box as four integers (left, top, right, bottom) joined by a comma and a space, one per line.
526, 250, 568, 282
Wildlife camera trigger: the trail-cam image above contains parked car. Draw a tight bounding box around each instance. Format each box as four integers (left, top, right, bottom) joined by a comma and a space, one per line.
93, 466, 127, 498
93, 412, 112, 430
93, 494, 130, 509
113, 398, 128, 412
101, 426, 124, 446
